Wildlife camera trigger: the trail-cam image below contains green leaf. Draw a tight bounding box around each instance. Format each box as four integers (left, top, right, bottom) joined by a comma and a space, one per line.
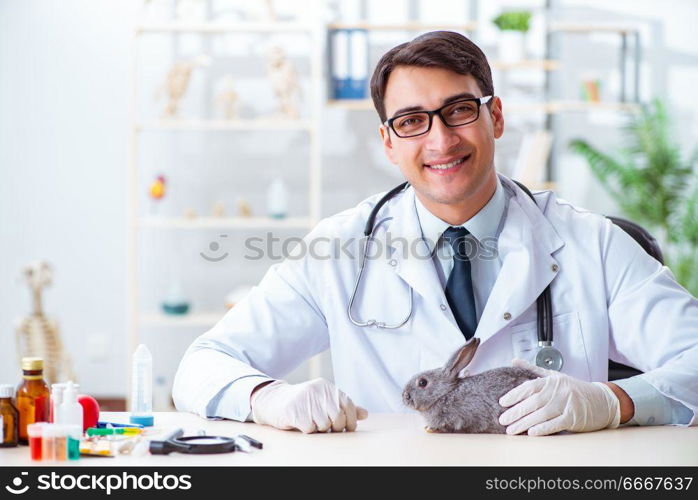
568, 99, 698, 292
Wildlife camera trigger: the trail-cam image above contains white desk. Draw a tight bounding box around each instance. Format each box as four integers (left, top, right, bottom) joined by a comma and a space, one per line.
1, 412, 696, 466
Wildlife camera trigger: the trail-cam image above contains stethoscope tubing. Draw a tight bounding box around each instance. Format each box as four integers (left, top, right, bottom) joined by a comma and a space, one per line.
345, 180, 563, 370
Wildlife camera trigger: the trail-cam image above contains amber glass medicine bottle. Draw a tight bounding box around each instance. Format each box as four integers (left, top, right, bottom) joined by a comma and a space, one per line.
16, 358, 50, 444
0, 384, 19, 447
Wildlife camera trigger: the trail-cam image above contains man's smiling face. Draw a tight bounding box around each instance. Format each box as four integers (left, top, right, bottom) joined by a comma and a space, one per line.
380, 65, 504, 221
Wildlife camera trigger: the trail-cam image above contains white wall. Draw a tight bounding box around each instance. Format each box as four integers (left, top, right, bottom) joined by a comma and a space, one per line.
0, 0, 140, 395
1, 0, 696, 400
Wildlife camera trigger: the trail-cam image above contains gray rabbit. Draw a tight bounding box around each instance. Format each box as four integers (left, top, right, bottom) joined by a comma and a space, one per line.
402, 337, 539, 433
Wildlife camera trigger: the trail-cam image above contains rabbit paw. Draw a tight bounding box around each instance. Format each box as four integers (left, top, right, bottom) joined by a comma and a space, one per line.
424, 426, 437, 433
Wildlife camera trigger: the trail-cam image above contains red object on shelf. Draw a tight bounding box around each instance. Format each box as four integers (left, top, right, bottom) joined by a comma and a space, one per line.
78, 395, 100, 432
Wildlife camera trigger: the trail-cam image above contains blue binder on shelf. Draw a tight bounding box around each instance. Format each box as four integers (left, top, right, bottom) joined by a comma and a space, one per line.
331, 28, 368, 99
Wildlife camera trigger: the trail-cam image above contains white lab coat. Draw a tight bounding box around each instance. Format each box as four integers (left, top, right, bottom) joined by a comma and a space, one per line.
173, 174, 698, 425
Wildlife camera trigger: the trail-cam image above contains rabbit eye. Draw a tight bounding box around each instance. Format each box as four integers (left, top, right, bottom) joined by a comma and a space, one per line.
418, 378, 428, 388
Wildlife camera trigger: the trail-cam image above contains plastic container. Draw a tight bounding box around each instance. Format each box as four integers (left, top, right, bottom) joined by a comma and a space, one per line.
130, 344, 154, 427
56, 382, 83, 430
66, 424, 81, 460
27, 422, 45, 461
267, 177, 288, 219
0, 384, 19, 447
50, 382, 76, 422
54, 425, 68, 461
41, 424, 61, 462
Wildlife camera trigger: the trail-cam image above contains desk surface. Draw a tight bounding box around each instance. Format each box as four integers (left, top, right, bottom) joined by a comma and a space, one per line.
1, 412, 696, 466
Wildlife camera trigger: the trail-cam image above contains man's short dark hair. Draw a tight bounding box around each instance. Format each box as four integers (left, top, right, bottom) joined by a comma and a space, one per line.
369, 31, 494, 123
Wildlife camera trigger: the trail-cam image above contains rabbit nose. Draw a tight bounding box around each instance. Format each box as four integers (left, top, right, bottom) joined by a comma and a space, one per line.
403, 391, 411, 402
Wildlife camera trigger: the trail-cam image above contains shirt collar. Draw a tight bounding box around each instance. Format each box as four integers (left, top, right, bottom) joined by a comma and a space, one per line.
415, 176, 507, 254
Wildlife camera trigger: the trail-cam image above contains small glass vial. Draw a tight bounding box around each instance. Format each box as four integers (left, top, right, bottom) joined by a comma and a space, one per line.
54, 425, 68, 461
41, 424, 59, 462
27, 422, 45, 461
16, 357, 50, 444
66, 424, 81, 460
0, 384, 19, 447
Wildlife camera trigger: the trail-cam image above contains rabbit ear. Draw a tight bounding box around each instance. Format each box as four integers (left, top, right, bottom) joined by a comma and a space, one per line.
445, 337, 480, 379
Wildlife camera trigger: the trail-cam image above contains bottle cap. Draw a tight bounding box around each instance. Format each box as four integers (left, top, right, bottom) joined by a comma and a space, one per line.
133, 344, 152, 362
129, 414, 154, 427
0, 384, 14, 398
63, 381, 78, 401
42, 424, 63, 438
52, 382, 80, 394
27, 422, 46, 437
22, 357, 44, 371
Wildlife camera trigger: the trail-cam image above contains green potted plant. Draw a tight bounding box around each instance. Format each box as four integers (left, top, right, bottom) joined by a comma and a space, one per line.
569, 99, 698, 295
492, 10, 532, 63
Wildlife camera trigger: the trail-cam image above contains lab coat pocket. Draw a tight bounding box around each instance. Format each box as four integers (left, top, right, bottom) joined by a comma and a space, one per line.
350, 258, 413, 330
508, 311, 591, 380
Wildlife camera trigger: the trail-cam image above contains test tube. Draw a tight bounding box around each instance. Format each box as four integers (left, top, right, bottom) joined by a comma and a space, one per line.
130, 344, 154, 427
41, 424, 59, 462
66, 424, 81, 460
27, 423, 45, 461
54, 425, 67, 461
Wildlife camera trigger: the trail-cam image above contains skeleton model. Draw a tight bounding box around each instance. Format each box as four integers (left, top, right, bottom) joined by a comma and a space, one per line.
214, 75, 240, 120
16, 261, 76, 385
266, 46, 301, 119
156, 55, 211, 118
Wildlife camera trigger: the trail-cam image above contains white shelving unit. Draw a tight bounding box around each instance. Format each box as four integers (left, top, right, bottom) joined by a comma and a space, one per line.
325, 11, 643, 190
127, 10, 325, 406
327, 98, 638, 114
138, 216, 313, 229
137, 119, 314, 131
326, 21, 479, 31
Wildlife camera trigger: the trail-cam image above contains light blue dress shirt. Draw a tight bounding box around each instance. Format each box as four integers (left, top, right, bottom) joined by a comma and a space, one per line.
209, 178, 692, 425
414, 176, 692, 426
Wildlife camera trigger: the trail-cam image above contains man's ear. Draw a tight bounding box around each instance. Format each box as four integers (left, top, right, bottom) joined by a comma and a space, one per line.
379, 125, 398, 165
490, 96, 504, 139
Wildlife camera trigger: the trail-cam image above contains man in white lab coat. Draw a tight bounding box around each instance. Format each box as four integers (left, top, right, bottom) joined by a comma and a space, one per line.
173, 31, 697, 435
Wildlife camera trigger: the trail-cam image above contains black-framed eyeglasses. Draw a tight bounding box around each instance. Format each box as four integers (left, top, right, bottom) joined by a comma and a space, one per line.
384, 96, 493, 138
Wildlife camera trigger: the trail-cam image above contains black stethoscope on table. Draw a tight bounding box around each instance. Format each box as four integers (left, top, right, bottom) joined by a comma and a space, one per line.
149, 428, 263, 455
347, 180, 564, 371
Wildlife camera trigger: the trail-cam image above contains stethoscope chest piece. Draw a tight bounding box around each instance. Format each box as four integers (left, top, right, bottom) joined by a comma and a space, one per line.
535, 343, 564, 371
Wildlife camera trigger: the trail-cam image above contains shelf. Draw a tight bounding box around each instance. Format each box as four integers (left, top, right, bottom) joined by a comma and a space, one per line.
137, 119, 313, 132
326, 99, 374, 110
139, 312, 224, 328
327, 99, 640, 114
491, 59, 560, 71
507, 100, 640, 114
138, 216, 313, 229
327, 21, 478, 32
135, 22, 315, 34
548, 22, 639, 34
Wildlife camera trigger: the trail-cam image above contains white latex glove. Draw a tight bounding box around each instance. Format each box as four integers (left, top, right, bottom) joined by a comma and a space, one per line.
251, 378, 368, 434
498, 359, 621, 436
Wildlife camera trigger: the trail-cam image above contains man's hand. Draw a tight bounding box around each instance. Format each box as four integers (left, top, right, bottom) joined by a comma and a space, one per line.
498, 359, 621, 436
250, 378, 369, 433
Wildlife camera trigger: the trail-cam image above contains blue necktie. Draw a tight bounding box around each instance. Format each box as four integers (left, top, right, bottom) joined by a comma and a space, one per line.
443, 226, 477, 339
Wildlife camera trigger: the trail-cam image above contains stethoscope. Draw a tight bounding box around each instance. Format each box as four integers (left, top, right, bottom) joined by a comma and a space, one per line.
347, 180, 564, 371
149, 428, 263, 455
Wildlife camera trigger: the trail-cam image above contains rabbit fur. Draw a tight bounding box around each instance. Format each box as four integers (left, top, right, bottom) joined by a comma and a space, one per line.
402, 338, 539, 433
